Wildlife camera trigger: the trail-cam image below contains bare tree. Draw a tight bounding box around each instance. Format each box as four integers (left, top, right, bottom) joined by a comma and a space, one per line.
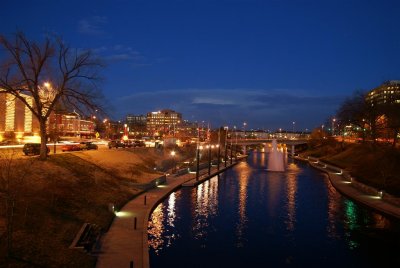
336, 90, 368, 140
380, 103, 400, 147
336, 90, 386, 144
0, 32, 104, 159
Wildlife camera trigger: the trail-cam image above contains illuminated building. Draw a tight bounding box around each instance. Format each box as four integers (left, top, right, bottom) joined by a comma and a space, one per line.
147, 109, 182, 136
366, 80, 400, 106
126, 114, 147, 136
0, 91, 39, 141
0, 90, 95, 141
48, 111, 95, 139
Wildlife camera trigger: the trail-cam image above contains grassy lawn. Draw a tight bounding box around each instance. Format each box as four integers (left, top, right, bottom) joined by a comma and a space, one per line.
0, 146, 189, 267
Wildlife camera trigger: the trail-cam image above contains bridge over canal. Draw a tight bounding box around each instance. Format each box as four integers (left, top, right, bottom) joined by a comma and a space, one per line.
230, 138, 309, 155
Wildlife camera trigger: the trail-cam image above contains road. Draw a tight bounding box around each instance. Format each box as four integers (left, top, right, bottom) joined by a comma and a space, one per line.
0, 143, 109, 158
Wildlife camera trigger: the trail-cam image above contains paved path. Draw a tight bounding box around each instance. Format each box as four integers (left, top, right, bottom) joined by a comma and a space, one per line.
96, 160, 243, 268
295, 155, 400, 220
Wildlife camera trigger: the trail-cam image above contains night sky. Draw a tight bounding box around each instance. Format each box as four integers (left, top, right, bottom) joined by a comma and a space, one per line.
1, 0, 400, 131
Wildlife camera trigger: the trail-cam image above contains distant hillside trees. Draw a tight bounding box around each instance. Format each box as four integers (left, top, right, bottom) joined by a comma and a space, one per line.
335, 89, 400, 147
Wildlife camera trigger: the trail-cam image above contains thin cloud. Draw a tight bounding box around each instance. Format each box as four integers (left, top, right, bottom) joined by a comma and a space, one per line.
92, 45, 145, 63
112, 88, 345, 129
193, 97, 236, 105
78, 16, 108, 35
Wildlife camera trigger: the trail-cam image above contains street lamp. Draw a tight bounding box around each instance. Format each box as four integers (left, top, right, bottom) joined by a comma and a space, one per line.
207, 144, 212, 175
243, 122, 247, 139
171, 150, 176, 173
332, 118, 336, 136
224, 126, 228, 167
217, 127, 221, 170
235, 126, 238, 160
196, 145, 203, 181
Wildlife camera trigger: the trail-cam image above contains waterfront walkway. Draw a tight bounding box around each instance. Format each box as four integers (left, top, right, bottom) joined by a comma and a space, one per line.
96, 158, 244, 268
295, 155, 400, 220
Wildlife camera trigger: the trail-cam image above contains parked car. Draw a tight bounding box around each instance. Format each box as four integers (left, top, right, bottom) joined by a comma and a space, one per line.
23, 143, 50, 156
79, 141, 98, 150
124, 140, 134, 148
108, 140, 126, 149
61, 144, 81, 152
133, 140, 146, 147
0, 140, 13, 146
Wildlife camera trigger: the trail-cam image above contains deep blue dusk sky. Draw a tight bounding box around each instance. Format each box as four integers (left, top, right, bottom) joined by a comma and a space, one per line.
1, 0, 400, 131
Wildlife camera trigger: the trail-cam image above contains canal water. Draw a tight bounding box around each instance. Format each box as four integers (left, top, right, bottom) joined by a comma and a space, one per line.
148, 152, 400, 267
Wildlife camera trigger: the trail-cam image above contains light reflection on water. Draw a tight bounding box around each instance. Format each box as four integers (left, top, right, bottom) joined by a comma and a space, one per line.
148, 192, 180, 254
191, 176, 219, 241
235, 162, 251, 247
148, 203, 164, 254
285, 162, 299, 232
148, 152, 400, 267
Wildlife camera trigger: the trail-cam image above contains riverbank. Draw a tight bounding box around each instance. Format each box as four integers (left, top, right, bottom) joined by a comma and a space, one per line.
0, 147, 193, 267
301, 142, 400, 196
294, 154, 400, 220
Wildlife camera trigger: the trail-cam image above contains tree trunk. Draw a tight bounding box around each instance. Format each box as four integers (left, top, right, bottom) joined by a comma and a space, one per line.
40, 119, 48, 160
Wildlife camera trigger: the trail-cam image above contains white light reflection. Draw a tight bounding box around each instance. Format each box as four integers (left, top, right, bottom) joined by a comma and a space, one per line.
192, 176, 219, 241
285, 162, 299, 232
167, 192, 176, 227
235, 161, 251, 247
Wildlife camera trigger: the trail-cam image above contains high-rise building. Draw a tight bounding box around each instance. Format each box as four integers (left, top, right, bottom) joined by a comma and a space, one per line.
146, 109, 182, 136
126, 114, 147, 136
366, 81, 400, 106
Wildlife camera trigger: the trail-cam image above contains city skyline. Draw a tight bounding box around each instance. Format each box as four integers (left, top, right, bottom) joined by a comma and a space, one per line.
1, 0, 400, 130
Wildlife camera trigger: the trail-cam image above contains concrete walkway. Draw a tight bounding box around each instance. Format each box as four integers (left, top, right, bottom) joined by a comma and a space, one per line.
295, 155, 400, 220
96, 159, 243, 268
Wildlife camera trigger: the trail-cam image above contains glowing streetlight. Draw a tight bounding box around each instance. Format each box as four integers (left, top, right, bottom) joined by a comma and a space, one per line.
332, 118, 336, 136
171, 150, 176, 173
44, 82, 51, 88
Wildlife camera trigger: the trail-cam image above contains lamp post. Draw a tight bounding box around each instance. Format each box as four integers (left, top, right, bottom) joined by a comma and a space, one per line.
207, 144, 212, 175
217, 127, 221, 170
171, 150, 176, 173
332, 118, 336, 136
243, 122, 247, 139
224, 126, 228, 167
235, 126, 238, 160
196, 146, 200, 180
230, 132, 233, 165
196, 123, 200, 180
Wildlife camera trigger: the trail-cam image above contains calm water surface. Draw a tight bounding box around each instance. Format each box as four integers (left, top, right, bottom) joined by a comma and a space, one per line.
148, 152, 400, 267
